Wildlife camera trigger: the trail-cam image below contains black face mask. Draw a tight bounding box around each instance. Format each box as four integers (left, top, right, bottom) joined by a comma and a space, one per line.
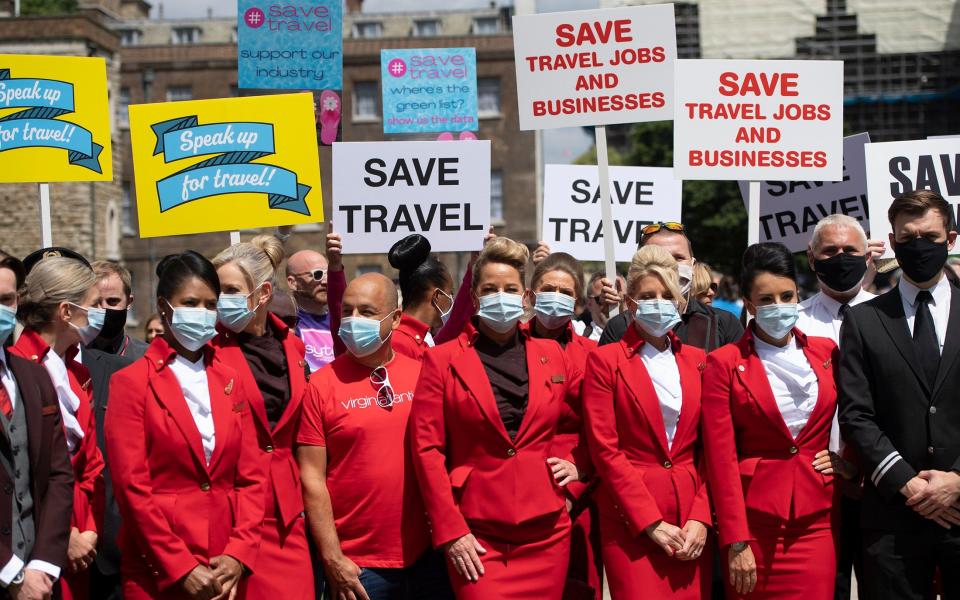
813, 253, 868, 293
94, 308, 127, 344
893, 237, 949, 284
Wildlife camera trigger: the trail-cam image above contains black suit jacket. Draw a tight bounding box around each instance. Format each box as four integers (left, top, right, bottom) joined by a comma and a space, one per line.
838, 282, 960, 530
0, 352, 74, 574
83, 348, 136, 576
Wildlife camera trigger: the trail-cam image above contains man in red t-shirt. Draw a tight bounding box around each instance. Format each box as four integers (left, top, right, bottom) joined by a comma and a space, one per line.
298, 273, 453, 600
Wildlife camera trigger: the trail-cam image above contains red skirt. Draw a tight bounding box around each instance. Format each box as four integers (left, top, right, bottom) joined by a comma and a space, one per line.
451, 512, 571, 600
600, 512, 711, 600
241, 516, 314, 600
725, 510, 836, 600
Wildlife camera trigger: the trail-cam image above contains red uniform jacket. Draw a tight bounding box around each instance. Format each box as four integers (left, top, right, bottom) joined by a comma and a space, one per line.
409, 326, 584, 548
104, 338, 267, 591
582, 326, 711, 538
11, 329, 104, 535
391, 314, 433, 361
701, 326, 839, 547
212, 313, 309, 528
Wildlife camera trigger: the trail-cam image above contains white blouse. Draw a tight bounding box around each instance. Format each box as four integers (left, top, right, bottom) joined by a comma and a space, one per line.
639, 342, 682, 450
753, 336, 819, 439
41, 351, 85, 453
168, 355, 215, 465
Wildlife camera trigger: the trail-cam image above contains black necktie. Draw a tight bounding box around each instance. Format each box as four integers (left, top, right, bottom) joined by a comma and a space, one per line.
838, 303, 850, 320
913, 290, 940, 387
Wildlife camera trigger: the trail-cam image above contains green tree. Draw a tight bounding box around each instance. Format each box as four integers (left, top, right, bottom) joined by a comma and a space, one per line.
576, 121, 748, 275
19, 0, 77, 16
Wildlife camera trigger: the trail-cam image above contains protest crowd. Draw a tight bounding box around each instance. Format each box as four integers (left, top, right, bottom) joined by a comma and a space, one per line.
1, 2, 960, 600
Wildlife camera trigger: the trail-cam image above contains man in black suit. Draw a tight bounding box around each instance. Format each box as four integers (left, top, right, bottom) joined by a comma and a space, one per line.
0, 251, 73, 600
839, 189, 960, 599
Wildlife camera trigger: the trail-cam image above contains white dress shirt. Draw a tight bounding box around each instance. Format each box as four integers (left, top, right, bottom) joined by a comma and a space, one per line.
754, 336, 820, 440
168, 356, 215, 465
639, 342, 682, 450
898, 274, 952, 354
0, 352, 61, 585
39, 351, 85, 454
573, 319, 603, 342
797, 288, 876, 345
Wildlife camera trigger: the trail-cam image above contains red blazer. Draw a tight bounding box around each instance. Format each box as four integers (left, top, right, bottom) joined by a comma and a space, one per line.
392, 314, 433, 361
104, 338, 267, 591
11, 329, 104, 535
212, 313, 309, 528
410, 327, 584, 548
701, 326, 839, 547
583, 325, 711, 537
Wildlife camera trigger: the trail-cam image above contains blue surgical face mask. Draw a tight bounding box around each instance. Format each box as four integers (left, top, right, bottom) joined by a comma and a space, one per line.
69, 303, 106, 346
339, 311, 395, 358
0, 304, 16, 346
217, 287, 260, 333
633, 299, 681, 338
165, 300, 218, 352
534, 291, 576, 330
477, 292, 525, 334
754, 303, 799, 340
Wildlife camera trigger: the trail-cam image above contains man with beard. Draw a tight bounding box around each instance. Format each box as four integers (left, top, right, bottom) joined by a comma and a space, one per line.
286, 249, 334, 372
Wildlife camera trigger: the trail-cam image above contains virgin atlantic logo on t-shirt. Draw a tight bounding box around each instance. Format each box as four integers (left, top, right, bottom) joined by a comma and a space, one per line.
340, 390, 414, 410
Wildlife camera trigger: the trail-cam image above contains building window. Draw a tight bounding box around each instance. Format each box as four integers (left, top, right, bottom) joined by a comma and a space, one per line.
357, 264, 382, 275
117, 87, 130, 128
121, 181, 135, 236
119, 29, 142, 46
171, 26, 202, 44
490, 170, 504, 223
166, 86, 192, 102
472, 17, 500, 35
352, 81, 379, 121
105, 200, 121, 260
478, 77, 501, 117
413, 19, 441, 37
231, 26, 238, 43
352, 21, 382, 38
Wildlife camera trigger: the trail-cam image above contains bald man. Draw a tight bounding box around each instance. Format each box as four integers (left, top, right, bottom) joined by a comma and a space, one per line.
297, 274, 453, 600
287, 249, 333, 371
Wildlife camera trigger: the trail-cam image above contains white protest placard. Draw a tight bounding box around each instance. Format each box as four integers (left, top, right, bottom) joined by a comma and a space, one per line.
674, 59, 844, 182
332, 141, 491, 253
512, 4, 676, 130
543, 164, 681, 262
866, 137, 960, 258
736, 133, 871, 252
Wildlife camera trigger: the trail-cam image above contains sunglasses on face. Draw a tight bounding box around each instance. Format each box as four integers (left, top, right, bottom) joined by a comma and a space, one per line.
640, 221, 685, 239
370, 366, 395, 409
292, 268, 325, 282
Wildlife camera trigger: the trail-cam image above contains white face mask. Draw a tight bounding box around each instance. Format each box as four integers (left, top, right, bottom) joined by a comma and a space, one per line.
678, 263, 694, 297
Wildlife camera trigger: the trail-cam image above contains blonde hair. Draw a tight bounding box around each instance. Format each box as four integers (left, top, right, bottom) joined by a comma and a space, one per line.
627, 245, 685, 313
19, 257, 97, 330
690, 262, 714, 300
212, 234, 285, 291
472, 237, 530, 290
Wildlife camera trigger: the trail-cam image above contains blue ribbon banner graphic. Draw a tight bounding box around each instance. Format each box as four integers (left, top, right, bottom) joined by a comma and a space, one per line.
151, 116, 311, 216
0, 69, 103, 173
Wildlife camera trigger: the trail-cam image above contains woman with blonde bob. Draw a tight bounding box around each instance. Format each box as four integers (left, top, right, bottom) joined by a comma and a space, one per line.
11, 257, 106, 600
582, 245, 712, 599
410, 237, 586, 600
211, 234, 314, 600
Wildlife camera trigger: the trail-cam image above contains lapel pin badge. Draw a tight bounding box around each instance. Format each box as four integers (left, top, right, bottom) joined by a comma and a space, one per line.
823, 360, 831, 369
738, 364, 745, 372
698, 362, 706, 372
541, 356, 548, 364
225, 379, 234, 395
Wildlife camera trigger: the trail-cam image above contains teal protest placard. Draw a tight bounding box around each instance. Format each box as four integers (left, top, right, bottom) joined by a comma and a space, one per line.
381, 48, 478, 134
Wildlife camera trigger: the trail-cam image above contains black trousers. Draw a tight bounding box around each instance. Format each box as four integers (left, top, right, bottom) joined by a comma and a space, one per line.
834, 496, 865, 600
862, 525, 960, 600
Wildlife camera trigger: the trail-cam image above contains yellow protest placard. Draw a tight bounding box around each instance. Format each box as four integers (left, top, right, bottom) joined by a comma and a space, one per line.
0, 54, 113, 182
129, 93, 323, 237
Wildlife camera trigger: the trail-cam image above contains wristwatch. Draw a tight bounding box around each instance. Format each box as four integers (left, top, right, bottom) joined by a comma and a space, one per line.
10, 569, 24, 586
730, 541, 748, 552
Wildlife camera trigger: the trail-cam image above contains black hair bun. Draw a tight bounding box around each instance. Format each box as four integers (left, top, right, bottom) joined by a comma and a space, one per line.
155, 254, 179, 278
388, 234, 432, 274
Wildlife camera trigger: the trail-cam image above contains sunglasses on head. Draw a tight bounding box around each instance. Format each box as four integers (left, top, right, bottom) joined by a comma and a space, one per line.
293, 268, 325, 282
641, 222, 685, 239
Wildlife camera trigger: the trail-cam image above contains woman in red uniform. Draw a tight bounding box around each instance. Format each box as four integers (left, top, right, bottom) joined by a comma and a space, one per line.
701, 242, 856, 600
105, 251, 266, 600
582, 246, 711, 600
409, 236, 585, 600
211, 235, 313, 600
521, 252, 600, 600
12, 255, 105, 600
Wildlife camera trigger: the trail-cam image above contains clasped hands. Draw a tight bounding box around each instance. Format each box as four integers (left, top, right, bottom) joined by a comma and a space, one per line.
644, 519, 708, 561
901, 469, 960, 529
